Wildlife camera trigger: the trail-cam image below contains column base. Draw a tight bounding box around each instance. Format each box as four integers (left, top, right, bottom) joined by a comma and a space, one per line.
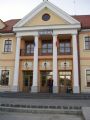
31, 86, 38, 93
73, 86, 80, 93
53, 86, 58, 93
12, 86, 19, 92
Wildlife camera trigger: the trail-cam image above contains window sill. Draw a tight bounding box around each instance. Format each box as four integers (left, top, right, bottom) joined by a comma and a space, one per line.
0, 85, 9, 87
2, 52, 13, 54
83, 49, 90, 52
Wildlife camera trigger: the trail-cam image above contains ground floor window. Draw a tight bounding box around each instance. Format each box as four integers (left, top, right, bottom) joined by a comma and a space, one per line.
0, 70, 9, 86
86, 70, 90, 87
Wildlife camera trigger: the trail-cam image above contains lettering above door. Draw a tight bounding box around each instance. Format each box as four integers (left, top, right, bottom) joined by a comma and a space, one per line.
38, 30, 53, 35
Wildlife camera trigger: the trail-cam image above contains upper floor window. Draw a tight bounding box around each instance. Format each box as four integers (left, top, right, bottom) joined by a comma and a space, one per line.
0, 70, 9, 86
42, 41, 53, 54
59, 40, 71, 54
85, 37, 90, 50
86, 70, 90, 87
25, 42, 34, 55
4, 40, 12, 52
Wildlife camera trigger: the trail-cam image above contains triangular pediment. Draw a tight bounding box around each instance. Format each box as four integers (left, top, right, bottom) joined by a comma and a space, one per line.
23, 8, 69, 27
13, 1, 80, 29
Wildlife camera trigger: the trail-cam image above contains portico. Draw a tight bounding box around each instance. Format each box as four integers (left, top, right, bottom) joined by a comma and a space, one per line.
12, 0, 80, 93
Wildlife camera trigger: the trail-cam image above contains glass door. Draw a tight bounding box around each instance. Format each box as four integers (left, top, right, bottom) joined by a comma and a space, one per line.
40, 71, 53, 93
23, 71, 33, 92
59, 71, 72, 93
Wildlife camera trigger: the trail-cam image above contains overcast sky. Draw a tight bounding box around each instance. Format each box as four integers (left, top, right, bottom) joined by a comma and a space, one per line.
0, 0, 90, 21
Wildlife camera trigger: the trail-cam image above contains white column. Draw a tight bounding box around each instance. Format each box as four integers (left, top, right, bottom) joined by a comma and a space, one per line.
0, 67, 1, 82
31, 36, 38, 93
53, 35, 58, 93
12, 36, 21, 91
72, 34, 79, 93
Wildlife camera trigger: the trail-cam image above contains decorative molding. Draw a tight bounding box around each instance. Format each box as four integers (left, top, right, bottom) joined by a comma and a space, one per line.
23, 61, 33, 69
60, 61, 69, 68
42, 61, 50, 69
13, 24, 80, 33
13, 0, 80, 28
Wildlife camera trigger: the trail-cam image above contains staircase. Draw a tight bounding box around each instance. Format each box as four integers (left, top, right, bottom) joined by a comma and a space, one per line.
0, 92, 90, 99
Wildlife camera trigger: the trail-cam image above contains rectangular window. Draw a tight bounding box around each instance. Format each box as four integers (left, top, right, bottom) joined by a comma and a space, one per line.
25, 42, 34, 55
59, 40, 71, 54
42, 41, 53, 54
0, 70, 9, 86
86, 70, 90, 87
85, 37, 90, 50
4, 40, 12, 52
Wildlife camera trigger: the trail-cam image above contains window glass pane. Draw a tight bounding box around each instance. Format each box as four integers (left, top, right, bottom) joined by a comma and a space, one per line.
42, 49, 47, 53
30, 44, 33, 47
65, 48, 70, 53
65, 43, 70, 47
42, 44, 47, 48
48, 48, 52, 53
86, 70, 90, 74
0, 70, 9, 86
60, 43, 64, 47
60, 48, 64, 53
48, 43, 52, 48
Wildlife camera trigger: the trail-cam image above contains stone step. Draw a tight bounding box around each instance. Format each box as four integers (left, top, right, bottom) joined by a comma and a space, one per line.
0, 92, 90, 99
0, 104, 82, 115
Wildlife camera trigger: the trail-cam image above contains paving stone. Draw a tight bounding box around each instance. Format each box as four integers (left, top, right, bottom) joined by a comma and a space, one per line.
82, 107, 90, 120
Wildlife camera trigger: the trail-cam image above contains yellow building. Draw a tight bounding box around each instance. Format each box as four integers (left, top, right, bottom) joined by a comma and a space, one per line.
0, 0, 90, 93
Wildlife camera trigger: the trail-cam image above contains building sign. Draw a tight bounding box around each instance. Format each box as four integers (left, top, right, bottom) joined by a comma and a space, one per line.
38, 30, 53, 35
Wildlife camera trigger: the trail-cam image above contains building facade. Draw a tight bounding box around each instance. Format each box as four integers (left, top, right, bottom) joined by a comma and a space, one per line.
0, 0, 90, 93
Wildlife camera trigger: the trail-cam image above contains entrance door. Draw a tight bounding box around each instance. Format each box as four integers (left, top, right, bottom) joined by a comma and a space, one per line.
59, 71, 72, 93
40, 71, 53, 93
23, 71, 33, 92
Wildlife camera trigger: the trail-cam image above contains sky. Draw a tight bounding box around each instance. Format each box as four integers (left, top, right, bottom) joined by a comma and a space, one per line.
0, 0, 90, 21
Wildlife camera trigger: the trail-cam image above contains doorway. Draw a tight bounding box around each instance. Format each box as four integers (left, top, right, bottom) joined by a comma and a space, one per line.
40, 71, 53, 93
59, 71, 72, 93
23, 71, 33, 92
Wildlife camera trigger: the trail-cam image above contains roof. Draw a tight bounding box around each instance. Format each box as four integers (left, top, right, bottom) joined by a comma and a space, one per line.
0, 19, 20, 33
0, 15, 90, 33
73, 15, 90, 29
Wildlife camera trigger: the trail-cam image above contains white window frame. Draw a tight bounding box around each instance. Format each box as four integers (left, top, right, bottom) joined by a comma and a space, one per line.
85, 68, 90, 87
3, 39, 12, 53
84, 35, 90, 50
0, 68, 10, 86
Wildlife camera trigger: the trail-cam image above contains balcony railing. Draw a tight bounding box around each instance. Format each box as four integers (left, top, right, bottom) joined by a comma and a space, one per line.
39, 48, 53, 56
20, 49, 34, 56
58, 47, 72, 55
20, 47, 72, 56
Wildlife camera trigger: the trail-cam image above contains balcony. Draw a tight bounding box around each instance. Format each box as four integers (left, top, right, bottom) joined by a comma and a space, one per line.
39, 48, 53, 56
58, 47, 72, 55
20, 49, 34, 56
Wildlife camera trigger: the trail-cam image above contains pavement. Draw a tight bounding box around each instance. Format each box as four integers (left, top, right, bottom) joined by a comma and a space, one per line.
0, 112, 83, 120
0, 97, 90, 120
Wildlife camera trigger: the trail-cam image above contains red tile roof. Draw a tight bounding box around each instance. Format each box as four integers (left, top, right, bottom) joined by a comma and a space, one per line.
73, 15, 90, 29
0, 19, 20, 33
0, 15, 90, 33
